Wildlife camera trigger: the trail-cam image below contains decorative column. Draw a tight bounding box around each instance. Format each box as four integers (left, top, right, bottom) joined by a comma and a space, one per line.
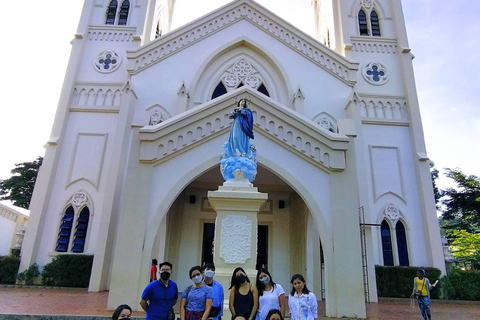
208, 176, 267, 312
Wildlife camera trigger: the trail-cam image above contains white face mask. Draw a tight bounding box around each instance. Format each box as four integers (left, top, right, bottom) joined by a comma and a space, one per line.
192, 274, 203, 284
204, 270, 215, 278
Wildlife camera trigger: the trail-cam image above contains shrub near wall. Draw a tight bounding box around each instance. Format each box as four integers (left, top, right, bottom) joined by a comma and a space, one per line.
0, 256, 20, 284
446, 269, 480, 300
41, 254, 94, 288
375, 266, 442, 299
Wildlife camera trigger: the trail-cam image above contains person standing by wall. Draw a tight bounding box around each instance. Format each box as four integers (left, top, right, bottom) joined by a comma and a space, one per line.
180, 265, 213, 320
288, 274, 317, 320
255, 268, 285, 320
203, 263, 224, 320
151, 259, 158, 282
229, 267, 258, 320
411, 269, 438, 320
140, 261, 178, 320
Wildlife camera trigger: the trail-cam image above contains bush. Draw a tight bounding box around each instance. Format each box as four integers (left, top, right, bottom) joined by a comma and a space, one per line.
41, 254, 94, 288
17, 263, 40, 285
438, 275, 455, 300
0, 255, 20, 284
375, 265, 441, 299
446, 269, 480, 300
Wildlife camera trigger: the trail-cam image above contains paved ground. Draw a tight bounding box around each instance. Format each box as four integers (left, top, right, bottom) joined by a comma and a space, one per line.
0, 286, 479, 319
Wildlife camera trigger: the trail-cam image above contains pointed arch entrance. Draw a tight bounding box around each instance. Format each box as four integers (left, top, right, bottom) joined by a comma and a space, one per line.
153, 164, 325, 300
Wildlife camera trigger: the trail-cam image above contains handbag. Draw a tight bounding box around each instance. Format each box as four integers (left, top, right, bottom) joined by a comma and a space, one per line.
168, 307, 176, 320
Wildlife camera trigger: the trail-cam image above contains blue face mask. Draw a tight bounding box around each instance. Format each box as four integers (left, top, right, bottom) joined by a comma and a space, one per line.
204, 270, 215, 278
260, 276, 270, 285
192, 274, 203, 284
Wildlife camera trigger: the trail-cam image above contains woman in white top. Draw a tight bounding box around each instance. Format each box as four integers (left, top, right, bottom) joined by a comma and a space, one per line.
255, 268, 285, 320
288, 274, 317, 320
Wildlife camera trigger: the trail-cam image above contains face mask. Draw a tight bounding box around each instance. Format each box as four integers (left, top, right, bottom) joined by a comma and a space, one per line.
205, 270, 215, 278
160, 271, 171, 281
260, 276, 270, 285
192, 274, 203, 284
236, 274, 246, 284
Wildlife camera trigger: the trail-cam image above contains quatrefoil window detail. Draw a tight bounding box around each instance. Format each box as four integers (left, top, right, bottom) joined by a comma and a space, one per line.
94, 50, 121, 73
363, 62, 389, 85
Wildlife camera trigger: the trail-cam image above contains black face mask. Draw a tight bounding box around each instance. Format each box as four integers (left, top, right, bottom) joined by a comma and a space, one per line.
160, 272, 171, 281
236, 275, 246, 284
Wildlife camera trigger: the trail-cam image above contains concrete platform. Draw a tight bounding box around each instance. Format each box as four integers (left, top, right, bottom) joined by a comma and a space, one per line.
0, 286, 479, 319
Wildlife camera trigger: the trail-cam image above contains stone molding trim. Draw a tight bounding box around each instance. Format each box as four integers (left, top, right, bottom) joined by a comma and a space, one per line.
347, 36, 397, 54
71, 82, 124, 111
352, 92, 408, 121
139, 87, 349, 171
85, 25, 137, 42
126, 1, 358, 85
220, 215, 252, 263
383, 203, 401, 224
0, 204, 25, 223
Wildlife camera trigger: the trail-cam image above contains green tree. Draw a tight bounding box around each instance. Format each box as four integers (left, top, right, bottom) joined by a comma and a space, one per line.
440, 168, 480, 233
430, 161, 441, 210
449, 230, 480, 269
0, 156, 43, 209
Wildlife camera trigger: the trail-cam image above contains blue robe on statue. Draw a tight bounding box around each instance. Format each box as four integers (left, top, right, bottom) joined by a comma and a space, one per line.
225, 107, 254, 157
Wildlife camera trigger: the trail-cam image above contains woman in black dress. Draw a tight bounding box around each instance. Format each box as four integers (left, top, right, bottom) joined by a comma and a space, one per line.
229, 267, 258, 320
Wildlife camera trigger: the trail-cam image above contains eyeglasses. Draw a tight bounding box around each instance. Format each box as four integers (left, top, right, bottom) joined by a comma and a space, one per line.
160, 269, 172, 273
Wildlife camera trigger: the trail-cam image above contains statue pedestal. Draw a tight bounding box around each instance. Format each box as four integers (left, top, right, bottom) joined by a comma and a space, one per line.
207, 178, 268, 311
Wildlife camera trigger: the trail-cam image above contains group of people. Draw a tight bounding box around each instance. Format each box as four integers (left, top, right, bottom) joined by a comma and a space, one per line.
113, 261, 318, 320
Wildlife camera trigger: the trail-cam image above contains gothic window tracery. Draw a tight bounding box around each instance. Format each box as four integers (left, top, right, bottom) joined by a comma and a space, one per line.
211, 59, 270, 100
380, 205, 410, 266
55, 191, 92, 254
105, 0, 130, 25
357, 1, 381, 37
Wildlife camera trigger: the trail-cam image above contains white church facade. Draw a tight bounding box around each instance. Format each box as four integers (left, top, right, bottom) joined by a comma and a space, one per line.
19, 0, 445, 318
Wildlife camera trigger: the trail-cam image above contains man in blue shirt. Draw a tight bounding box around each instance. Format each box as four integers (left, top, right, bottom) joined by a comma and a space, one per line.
203, 263, 224, 320
141, 261, 179, 320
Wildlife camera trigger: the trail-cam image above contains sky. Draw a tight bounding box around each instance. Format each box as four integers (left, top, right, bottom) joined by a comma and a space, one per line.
0, 0, 478, 193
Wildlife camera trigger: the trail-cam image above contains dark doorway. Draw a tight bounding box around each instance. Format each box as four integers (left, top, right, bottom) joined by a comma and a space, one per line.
256, 225, 268, 270
201, 222, 215, 264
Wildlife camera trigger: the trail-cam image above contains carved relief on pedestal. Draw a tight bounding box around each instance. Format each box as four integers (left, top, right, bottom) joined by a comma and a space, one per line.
220, 215, 252, 264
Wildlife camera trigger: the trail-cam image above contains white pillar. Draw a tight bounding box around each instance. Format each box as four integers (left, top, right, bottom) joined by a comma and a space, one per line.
207, 178, 268, 310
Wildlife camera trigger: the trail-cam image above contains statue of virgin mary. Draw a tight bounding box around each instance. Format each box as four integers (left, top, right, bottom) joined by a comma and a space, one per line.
220, 99, 257, 182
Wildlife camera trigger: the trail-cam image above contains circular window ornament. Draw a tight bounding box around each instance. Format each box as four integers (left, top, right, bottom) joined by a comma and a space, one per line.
363, 62, 389, 85
94, 50, 121, 73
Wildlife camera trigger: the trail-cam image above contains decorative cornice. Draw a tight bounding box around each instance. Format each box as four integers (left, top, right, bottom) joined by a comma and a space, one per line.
138, 87, 350, 171
347, 36, 398, 54
87, 25, 137, 42
126, 1, 358, 85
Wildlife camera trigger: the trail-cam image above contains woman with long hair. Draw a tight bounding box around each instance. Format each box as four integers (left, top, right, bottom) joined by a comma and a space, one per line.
255, 268, 285, 320
288, 274, 317, 320
112, 304, 132, 320
229, 267, 258, 320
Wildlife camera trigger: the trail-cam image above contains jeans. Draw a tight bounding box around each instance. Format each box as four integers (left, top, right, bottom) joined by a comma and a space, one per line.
417, 296, 431, 320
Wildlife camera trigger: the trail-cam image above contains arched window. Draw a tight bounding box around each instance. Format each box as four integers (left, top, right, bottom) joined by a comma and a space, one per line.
118, 0, 130, 25
370, 10, 381, 36
358, 10, 369, 36
211, 82, 227, 99
56, 206, 75, 252
381, 220, 394, 266
396, 221, 409, 266
72, 207, 90, 253
105, 0, 118, 25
